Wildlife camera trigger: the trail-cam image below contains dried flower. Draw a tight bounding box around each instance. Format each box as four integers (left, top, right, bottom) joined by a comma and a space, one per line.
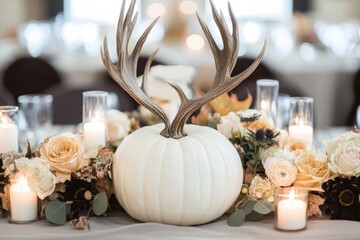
307, 193, 324, 217
71, 216, 88, 230
248, 175, 276, 202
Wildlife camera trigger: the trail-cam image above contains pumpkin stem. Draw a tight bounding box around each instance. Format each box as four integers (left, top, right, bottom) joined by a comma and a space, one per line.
101, 0, 265, 139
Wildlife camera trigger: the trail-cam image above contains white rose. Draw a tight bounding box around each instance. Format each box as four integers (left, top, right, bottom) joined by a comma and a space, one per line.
106, 109, 131, 146
326, 131, 360, 176
262, 149, 295, 166
217, 112, 245, 139
264, 157, 297, 187
15, 157, 57, 200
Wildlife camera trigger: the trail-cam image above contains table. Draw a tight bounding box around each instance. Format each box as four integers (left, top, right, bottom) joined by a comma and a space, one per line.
1, 211, 359, 240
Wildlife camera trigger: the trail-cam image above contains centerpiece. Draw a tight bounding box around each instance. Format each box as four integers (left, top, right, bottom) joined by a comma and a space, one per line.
101, 0, 265, 225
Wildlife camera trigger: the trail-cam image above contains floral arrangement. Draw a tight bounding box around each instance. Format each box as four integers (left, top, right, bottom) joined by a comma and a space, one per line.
192, 105, 360, 226
0, 101, 359, 229
0, 109, 139, 229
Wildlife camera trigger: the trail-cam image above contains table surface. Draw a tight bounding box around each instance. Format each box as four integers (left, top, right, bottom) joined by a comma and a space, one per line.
1, 211, 359, 240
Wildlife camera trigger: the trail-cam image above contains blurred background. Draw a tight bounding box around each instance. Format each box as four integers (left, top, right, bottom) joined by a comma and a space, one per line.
0, 0, 359, 128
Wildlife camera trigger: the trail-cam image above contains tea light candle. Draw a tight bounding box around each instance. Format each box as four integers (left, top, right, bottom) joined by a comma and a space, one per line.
10, 177, 38, 222
83, 121, 106, 151
275, 189, 308, 231
288, 124, 313, 146
0, 120, 18, 153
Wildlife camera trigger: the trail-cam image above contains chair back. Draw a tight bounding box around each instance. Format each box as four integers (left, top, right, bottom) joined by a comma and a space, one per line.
0, 88, 16, 106
3, 57, 61, 102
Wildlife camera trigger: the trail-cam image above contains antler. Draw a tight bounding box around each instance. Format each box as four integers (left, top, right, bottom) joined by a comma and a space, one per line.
168, 0, 266, 138
101, 0, 172, 136
102, 0, 266, 139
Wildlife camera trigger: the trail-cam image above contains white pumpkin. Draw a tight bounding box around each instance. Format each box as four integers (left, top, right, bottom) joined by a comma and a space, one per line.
102, 0, 264, 227
113, 123, 243, 225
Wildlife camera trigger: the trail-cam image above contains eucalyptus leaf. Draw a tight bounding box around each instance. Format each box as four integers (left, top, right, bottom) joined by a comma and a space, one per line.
245, 211, 264, 221
45, 200, 68, 225
92, 192, 108, 216
240, 200, 256, 215
227, 209, 245, 227
253, 201, 273, 215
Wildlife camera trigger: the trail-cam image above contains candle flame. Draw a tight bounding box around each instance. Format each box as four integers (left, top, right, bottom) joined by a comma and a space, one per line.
289, 189, 295, 202
18, 177, 29, 188
260, 100, 268, 110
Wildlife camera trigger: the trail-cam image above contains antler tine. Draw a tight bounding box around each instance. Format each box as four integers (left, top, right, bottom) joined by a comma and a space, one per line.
102, 0, 171, 136
168, 1, 265, 138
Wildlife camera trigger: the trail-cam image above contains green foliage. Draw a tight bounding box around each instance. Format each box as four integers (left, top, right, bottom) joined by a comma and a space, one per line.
227, 209, 246, 227
227, 200, 273, 227
92, 192, 108, 216
45, 200, 70, 225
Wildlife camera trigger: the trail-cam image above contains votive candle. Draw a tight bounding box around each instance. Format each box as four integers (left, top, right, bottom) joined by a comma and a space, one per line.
0, 106, 19, 153
10, 177, 38, 222
274, 188, 308, 231
82, 91, 108, 152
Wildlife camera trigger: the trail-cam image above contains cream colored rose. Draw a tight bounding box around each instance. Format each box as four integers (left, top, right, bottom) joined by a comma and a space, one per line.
106, 109, 131, 146
217, 112, 245, 139
293, 152, 331, 191
15, 157, 57, 199
249, 175, 276, 202
264, 157, 297, 187
326, 131, 360, 176
39, 132, 83, 183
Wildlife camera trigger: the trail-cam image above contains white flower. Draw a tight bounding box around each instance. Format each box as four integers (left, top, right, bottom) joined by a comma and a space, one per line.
106, 109, 131, 146
264, 157, 297, 187
249, 175, 276, 202
262, 149, 295, 166
217, 112, 246, 139
14, 157, 57, 200
238, 109, 260, 120
326, 131, 360, 176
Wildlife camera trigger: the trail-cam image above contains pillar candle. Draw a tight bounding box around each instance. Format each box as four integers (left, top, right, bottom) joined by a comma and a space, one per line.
288, 124, 313, 146
0, 122, 18, 153
10, 178, 38, 222
83, 121, 106, 151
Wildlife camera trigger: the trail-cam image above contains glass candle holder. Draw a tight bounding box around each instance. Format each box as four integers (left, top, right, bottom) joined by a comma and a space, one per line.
18, 94, 53, 148
9, 175, 38, 223
0, 106, 19, 153
255, 79, 279, 126
274, 187, 308, 231
82, 91, 108, 152
288, 97, 313, 146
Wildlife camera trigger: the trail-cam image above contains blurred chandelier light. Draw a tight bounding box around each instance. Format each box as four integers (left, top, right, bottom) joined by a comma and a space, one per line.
179, 0, 197, 15
20, 21, 51, 57
147, 3, 166, 18
186, 34, 204, 51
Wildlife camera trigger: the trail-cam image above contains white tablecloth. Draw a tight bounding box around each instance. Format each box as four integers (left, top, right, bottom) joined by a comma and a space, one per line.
1, 212, 359, 240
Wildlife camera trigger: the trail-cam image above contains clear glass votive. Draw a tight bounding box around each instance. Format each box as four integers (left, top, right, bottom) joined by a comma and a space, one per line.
255, 79, 279, 126
276, 93, 291, 130
9, 176, 38, 223
18, 94, 53, 148
274, 187, 308, 231
83, 91, 108, 152
288, 97, 313, 146
0, 106, 19, 153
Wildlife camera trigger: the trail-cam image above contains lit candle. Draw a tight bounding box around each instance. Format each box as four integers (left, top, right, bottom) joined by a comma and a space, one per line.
288, 120, 313, 145
0, 117, 18, 153
83, 119, 106, 152
275, 189, 308, 231
10, 177, 38, 222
